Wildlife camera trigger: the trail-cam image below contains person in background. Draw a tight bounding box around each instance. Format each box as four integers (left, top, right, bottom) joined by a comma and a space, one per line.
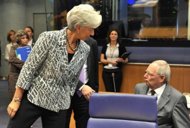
65, 37, 99, 128
5, 30, 17, 61
59, 10, 68, 28
135, 60, 190, 128
100, 28, 128, 92
4, 30, 17, 80
7, 4, 102, 128
24, 26, 34, 47
8, 30, 29, 101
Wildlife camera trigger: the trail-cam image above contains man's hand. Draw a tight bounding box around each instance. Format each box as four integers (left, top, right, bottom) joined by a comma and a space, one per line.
81, 85, 95, 100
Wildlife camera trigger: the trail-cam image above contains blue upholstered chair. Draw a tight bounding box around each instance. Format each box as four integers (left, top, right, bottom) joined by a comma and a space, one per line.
87, 93, 157, 128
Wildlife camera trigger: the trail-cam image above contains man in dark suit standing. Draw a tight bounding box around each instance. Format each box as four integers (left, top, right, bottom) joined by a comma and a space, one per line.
65, 37, 99, 128
135, 60, 190, 128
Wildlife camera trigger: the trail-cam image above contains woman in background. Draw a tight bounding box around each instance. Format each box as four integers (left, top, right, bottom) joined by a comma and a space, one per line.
4, 30, 17, 79
8, 30, 29, 101
24, 26, 34, 47
100, 28, 128, 92
5, 30, 17, 61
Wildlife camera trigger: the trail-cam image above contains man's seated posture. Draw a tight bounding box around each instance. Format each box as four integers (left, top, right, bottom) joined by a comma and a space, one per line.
135, 60, 190, 128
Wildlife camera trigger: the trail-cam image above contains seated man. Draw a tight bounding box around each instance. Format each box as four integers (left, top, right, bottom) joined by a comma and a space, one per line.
135, 60, 190, 128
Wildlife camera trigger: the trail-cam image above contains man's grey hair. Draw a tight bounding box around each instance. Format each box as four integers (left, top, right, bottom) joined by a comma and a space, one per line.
67, 4, 102, 31
152, 60, 171, 83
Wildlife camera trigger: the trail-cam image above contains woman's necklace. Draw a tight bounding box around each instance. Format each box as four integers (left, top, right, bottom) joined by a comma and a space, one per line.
66, 31, 78, 52
67, 41, 78, 51
109, 44, 117, 58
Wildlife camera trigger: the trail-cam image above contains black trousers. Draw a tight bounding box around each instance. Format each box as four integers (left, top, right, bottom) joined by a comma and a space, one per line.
7, 93, 67, 128
102, 68, 122, 92
65, 93, 89, 128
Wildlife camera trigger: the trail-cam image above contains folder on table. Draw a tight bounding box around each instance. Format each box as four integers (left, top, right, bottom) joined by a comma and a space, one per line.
15, 46, 31, 62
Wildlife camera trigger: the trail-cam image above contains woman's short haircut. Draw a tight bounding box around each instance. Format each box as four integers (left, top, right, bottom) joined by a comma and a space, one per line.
67, 4, 102, 31
16, 30, 29, 44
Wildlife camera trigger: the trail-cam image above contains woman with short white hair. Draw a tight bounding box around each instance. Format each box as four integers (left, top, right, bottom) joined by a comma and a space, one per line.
7, 4, 102, 128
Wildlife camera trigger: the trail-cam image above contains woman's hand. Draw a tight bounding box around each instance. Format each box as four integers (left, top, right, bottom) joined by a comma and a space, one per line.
107, 58, 118, 65
7, 100, 21, 118
116, 58, 124, 62
116, 57, 128, 63
81, 85, 95, 100
7, 86, 24, 118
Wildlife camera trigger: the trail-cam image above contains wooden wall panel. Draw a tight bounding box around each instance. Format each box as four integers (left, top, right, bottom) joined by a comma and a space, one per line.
182, 67, 190, 92
170, 66, 184, 92
121, 64, 145, 93
98, 63, 190, 93
98, 63, 105, 91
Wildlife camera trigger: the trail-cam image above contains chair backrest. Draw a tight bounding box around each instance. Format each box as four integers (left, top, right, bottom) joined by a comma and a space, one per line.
87, 93, 158, 128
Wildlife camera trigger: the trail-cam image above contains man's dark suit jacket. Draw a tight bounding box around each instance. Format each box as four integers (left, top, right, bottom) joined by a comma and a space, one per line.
65, 37, 99, 128
77, 37, 99, 92
135, 83, 190, 128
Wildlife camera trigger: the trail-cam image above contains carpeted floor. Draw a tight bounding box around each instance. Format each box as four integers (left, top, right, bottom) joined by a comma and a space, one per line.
0, 80, 42, 128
